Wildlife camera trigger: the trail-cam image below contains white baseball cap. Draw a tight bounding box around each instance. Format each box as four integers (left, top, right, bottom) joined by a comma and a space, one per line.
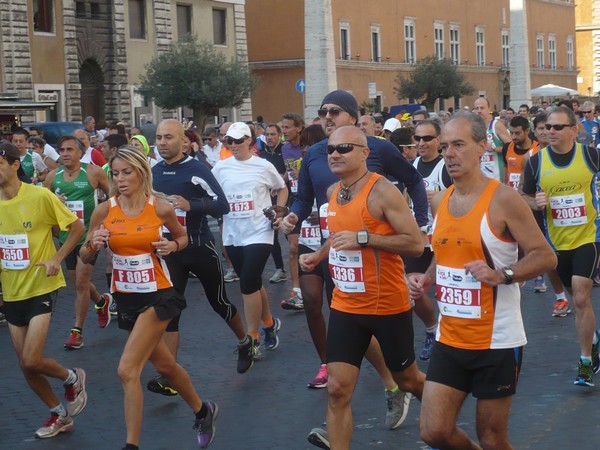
226, 122, 252, 139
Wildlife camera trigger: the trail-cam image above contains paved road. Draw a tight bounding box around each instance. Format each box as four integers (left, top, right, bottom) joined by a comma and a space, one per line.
1, 236, 600, 449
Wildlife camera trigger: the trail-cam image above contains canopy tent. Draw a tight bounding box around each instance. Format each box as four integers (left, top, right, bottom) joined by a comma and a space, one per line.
530, 84, 579, 97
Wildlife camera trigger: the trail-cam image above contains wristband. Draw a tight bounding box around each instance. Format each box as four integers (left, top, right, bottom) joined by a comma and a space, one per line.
85, 240, 99, 254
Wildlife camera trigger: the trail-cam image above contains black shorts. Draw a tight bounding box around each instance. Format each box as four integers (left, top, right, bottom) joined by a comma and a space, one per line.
403, 247, 433, 274
113, 288, 187, 331
555, 242, 600, 288
327, 308, 415, 372
4, 291, 57, 326
426, 342, 523, 399
63, 244, 98, 271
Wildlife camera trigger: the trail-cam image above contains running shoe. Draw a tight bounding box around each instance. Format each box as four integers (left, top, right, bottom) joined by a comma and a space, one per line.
0, 310, 6, 324
253, 339, 264, 360
385, 390, 412, 430
109, 297, 118, 316
262, 317, 281, 350
237, 335, 255, 374
308, 364, 328, 389
223, 268, 239, 283
307, 427, 329, 449
64, 368, 87, 416
194, 400, 219, 448
592, 330, 600, 374
269, 268, 287, 283
147, 375, 178, 396
281, 291, 304, 311
533, 276, 547, 293
552, 300, 571, 317
35, 413, 74, 439
95, 293, 112, 328
419, 331, 435, 361
574, 359, 594, 387
64, 329, 84, 350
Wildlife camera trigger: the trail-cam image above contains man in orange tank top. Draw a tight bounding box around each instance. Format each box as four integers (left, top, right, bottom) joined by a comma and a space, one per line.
301, 126, 425, 449
408, 112, 556, 450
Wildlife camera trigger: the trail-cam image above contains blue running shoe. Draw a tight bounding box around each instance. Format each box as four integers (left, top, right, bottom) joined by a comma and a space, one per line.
194, 401, 218, 448
262, 317, 281, 350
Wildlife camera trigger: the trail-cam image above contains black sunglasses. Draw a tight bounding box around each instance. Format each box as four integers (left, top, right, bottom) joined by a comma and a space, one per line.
413, 135, 437, 142
326, 143, 366, 155
318, 107, 346, 118
544, 124, 573, 131
583, 110, 594, 114
226, 136, 247, 145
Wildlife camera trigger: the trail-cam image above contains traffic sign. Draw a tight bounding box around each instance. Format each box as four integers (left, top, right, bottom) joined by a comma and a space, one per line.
295, 79, 306, 94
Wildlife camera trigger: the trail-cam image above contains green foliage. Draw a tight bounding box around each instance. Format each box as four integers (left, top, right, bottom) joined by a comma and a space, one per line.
139, 34, 256, 128
394, 56, 474, 110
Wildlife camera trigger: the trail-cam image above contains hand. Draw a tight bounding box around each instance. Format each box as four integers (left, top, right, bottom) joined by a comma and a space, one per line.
167, 195, 190, 212
300, 252, 323, 272
330, 231, 360, 251
92, 224, 110, 251
464, 260, 504, 286
262, 205, 289, 220
280, 212, 299, 234
57, 193, 67, 204
534, 190, 548, 210
407, 272, 433, 300
152, 236, 177, 257
35, 258, 61, 276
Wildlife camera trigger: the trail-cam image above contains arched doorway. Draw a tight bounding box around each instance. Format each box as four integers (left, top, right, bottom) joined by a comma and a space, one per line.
79, 59, 104, 121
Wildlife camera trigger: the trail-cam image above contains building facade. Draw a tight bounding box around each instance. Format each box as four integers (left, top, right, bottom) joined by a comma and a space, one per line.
247, 0, 578, 122
575, 0, 600, 97
0, 0, 250, 126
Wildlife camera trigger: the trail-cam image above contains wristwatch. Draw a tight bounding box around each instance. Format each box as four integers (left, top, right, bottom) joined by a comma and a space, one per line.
501, 266, 515, 285
357, 230, 369, 248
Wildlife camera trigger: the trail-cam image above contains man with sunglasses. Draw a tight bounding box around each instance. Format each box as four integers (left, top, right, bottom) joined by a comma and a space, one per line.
522, 106, 600, 387
280, 90, 428, 446
473, 97, 512, 182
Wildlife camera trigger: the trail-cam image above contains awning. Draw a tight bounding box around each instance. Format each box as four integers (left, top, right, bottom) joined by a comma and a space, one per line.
0, 99, 55, 114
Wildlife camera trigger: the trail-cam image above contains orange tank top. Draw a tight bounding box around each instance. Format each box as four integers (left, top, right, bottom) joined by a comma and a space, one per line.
431, 179, 524, 350
505, 141, 539, 190
327, 173, 410, 315
104, 196, 173, 293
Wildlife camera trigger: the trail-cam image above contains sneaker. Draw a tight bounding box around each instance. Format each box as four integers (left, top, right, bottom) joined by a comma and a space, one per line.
147, 375, 178, 396
237, 335, 255, 374
64, 329, 83, 350
194, 400, 218, 448
35, 413, 74, 439
533, 276, 547, 293
592, 330, 600, 374
552, 300, 572, 317
308, 364, 328, 389
95, 293, 112, 328
262, 317, 281, 350
109, 297, 118, 316
253, 339, 264, 360
64, 368, 87, 416
574, 359, 594, 387
385, 390, 412, 430
419, 331, 435, 361
307, 427, 329, 449
223, 268, 239, 283
0, 310, 6, 324
269, 268, 287, 283
281, 291, 304, 311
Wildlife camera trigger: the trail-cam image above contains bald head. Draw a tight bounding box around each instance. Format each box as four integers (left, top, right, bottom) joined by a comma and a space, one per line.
327, 126, 369, 178
156, 119, 186, 163
72, 129, 90, 148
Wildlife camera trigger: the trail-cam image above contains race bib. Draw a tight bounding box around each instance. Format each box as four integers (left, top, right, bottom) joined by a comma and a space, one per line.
329, 248, 365, 293
436, 265, 481, 319
508, 173, 520, 190
0, 234, 30, 270
319, 203, 329, 239
227, 192, 254, 218
550, 193, 587, 227
65, 200, 84, 222
112, 253, 157, 293
288, 170, 298, 194
299, 219, 321, 250
480, 151, 499, 180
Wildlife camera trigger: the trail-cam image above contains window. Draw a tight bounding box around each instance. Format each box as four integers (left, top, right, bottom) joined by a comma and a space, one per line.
33, 0, 54, 33
501, 30, 509, 67
75, 1, 86, 18
567, 36, 574, 70
475, 26, 485, 66
90, 2, 101, 20
548, 34, 556, 70
339, 21, 350, 60
371, 25, 381, 62
213, 8, 227, 45
536, 34, 544, 68
404, 18, 416, 63
129, 0, 146, 39
177, 4, 192, 38
449, 24, 460, 64
434, 22, 445, 60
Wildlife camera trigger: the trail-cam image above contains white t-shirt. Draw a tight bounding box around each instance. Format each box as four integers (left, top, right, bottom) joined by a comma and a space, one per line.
212, 155, 286, 246
43, 144, 60, 162
81, 147, 95, 165
203, 142, 222, 167
21, 151, 48, 173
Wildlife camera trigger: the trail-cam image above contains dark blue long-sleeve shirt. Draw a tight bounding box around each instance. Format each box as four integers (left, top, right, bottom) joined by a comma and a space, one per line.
152, 155, 229, 245
290, 136, 428, 226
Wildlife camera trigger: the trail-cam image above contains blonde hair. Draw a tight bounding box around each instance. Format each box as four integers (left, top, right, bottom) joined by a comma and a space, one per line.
108, 145, 165, 200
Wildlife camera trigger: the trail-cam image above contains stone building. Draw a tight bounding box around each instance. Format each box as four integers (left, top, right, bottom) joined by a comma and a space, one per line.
576, 0, 600, 97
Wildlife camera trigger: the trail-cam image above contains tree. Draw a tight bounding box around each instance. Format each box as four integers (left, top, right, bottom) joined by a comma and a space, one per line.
139, 35, 256, 131
394, 56, 474, 110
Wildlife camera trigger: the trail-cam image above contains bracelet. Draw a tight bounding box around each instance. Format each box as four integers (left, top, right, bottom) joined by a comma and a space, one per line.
85, 240, 99, 254
173, 240, 180, 252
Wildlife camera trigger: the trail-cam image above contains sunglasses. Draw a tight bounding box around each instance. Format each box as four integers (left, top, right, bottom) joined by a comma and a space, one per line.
583, 110, 594, 114
317, 107, 346, 118
226, 136, 247, 145
326, 143, 366, 155
413, 135, 437, 142
544, 124, 573, 131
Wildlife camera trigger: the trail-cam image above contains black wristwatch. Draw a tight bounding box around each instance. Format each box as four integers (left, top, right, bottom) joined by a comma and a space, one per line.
357, 230, 369, 248
501, 266, 515, 285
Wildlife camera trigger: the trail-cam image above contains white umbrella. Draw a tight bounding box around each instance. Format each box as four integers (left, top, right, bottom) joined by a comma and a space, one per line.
530, 83, 579, 96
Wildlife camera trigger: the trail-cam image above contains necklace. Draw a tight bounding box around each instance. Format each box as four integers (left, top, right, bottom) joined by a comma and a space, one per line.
65, 167, 80, 177
338, 170, 369, 201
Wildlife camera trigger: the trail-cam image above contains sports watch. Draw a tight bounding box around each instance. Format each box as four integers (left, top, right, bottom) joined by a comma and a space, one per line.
357, 230, 369, 248
501, 266, 515, 285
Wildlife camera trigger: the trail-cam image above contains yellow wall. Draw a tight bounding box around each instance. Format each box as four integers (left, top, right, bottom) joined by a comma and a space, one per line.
28, 0, 66, 84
